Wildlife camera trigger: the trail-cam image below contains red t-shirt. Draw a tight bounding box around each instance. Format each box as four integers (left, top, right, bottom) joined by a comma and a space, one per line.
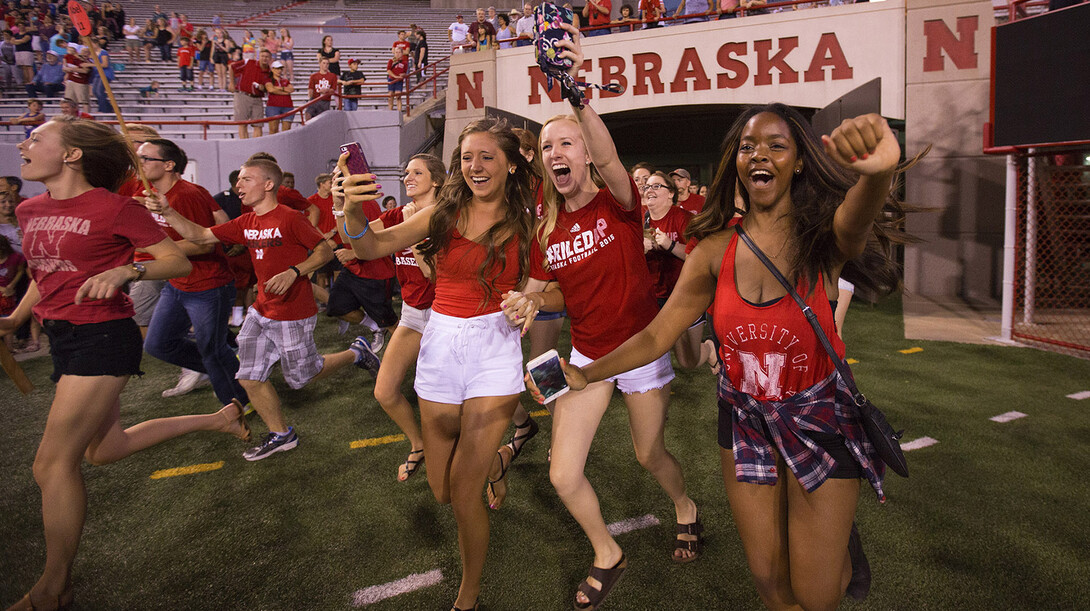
117, 177, 142, 198
278, 186, 312, 214
65, 54, 90, 84
433, 231, 521, 318
210, 205, 324, 321
678, 193, 705, 215
308, 71, 337, 98
713, 232, 842, 401
235, 59, 270, 97
337, 199, 395, 281
379, 207, 434, 310
267, 76, 293, 108
146, 180, 233, 292
645, 205, 690, 300
586, 0, 613, 26
0, 251, 25, 289
392, 40, 411, 55
17, 188, 167, 324
530, 179, 658, 359
387, 57, 409, 81
307, 192, 335, 236
177, 44, 194, 67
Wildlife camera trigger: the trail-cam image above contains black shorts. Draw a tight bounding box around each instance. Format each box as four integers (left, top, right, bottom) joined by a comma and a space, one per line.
42, 317, 144, 382
717, 399, 863, 480
326, 271, 398, 327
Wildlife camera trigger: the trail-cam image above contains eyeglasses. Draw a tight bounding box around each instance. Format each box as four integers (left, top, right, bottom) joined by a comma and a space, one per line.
642, 183, 671, 193
138, 155, 167, 163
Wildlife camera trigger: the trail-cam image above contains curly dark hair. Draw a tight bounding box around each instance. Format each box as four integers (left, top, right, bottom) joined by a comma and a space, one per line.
686, 103, 922, 297
417, 118, 536, 313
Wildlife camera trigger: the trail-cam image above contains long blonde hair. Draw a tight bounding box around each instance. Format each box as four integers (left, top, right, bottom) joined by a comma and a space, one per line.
535, 115, 604, 255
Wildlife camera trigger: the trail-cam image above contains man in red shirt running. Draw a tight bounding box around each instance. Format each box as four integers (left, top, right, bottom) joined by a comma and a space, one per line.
146, 158, 381, 461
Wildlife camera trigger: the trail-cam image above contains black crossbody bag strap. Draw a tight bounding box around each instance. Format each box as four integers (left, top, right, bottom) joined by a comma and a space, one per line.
734, 225, 867, 407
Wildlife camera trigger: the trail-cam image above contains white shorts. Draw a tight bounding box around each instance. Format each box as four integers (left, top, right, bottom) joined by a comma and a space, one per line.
398, 303, 431, 334
236, 307, 323, 389
414, 311, 524, 404
569, 345, 674, 395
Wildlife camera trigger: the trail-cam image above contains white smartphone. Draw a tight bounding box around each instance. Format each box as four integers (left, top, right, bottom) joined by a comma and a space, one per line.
526, 348, 569, 404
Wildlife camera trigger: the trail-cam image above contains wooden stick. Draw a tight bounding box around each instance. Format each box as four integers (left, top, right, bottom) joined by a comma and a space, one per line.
0, 340, 34, 395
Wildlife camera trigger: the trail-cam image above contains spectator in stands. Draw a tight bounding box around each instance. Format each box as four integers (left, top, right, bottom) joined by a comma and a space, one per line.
195, 31, 214, 90
177, 35, 195, 92
155, 17, 173, 61
212, 28, 230, 90
139, 80, 161, 98
640, 0, 666, 26
583, 0, 613, 36
614, 4, 641, 30
516, 3, 535, 46
0, 30, 17, 88
212, 13, 223, 27
340, 58, 366, 111
278, 28, 294, 80
231, 48, 272, 139
264, 60, 294, 134
63, 45, 92, 114
448, 14, 470, 53
407, 24, 421, 70
496, 14, 516, 49
262, 29, 279, 59
392, 29, 411, 59
140, 19, 156, 61
8, 99, 44, 138
386, 46, 408, 111
94, 25, 111, 51
469, 8, 495, 52
50, 24, 69, 58
318, 34, 340, 76
307, 56, 337, 119
566, 2, 582, 27
487, 6, 501, 30
25, 50, 63, 97
739, 0, 768, 15
669, 168, 704, 213
122, 17, 140, 62
37, 16, 56, 56
413, 30, 429, 80
152, 5, 168, 23
90, 42, 115, 114
178, 14, 194, 39
675, 0, 714, 21
57, 97, 93, 120
11, 19, 33, 85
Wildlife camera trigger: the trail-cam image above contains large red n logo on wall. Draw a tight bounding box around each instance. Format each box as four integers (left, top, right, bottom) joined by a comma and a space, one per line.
922, 16, 979, 72
457, 71, 484, 110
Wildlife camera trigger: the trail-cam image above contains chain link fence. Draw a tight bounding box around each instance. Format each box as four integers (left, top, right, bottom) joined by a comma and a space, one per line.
1012, 148, 1090, 357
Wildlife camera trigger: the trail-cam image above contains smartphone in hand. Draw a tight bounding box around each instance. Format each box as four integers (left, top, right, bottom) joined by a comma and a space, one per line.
340, 142, 371, 176
526, 348, 570, 403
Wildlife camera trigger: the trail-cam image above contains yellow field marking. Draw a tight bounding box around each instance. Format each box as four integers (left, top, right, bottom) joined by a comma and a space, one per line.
149, 461, 224, 479
846, 358, 859, 364
350, 434, 407, 449
898, 347, 924, 354
529, 409, 551, 418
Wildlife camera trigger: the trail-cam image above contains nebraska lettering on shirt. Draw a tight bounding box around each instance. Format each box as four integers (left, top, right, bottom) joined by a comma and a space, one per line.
720, 322, 809, 398
243, 227, 284, 249
23, 215, 91, 235
544, 219, 616, 271
394, 250, 418, 267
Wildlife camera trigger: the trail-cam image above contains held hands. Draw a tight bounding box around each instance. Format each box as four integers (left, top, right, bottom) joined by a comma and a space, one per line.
501, 290, 540, 337
264, 267, 299, 295
822, 114, 900, 177
74, 265, 135, 305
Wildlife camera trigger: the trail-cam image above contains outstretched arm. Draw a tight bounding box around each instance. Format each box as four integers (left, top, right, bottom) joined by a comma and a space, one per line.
144, 191, 222, 245
333, 155, 431, 259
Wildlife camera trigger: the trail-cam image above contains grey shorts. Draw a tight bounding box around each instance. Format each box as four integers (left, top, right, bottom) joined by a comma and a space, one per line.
233, 92, 264, 122
129, 279, 165, 326
15, 51, 33, 66
65, 81, 90, 106
235, 307, 322, 389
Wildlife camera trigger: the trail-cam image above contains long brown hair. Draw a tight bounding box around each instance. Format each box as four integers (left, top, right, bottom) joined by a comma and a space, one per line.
406, 153, 446, 198
687, 103, 921, 297
417, 118, 536, 312
54, 117, 136, 193
536, 115, 605, 254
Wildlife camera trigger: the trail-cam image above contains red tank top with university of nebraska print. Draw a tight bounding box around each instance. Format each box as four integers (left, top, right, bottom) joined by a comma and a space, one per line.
378, 206, 435, 310
713, 231, 843, 401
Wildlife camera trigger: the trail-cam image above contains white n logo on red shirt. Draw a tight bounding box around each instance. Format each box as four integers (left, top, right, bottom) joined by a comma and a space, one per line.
736, 350, 786, 397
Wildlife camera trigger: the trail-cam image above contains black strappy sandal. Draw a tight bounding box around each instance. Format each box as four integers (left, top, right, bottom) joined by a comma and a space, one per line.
673, 514, 705, 563
450, 600, 479, 611
574, 554, 627, 610
505, 416, 539, 461
398, 448, 424, 482
486, 448, 509, 510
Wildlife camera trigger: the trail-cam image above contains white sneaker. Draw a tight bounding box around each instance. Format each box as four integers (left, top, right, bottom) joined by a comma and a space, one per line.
230, 307, 245, 326
337, 320, 350, 335
370, 328, 386, 353
162, 368, 211, 397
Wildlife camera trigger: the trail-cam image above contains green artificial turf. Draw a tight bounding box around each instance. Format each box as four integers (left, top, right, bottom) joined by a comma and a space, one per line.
2, 295, 1089, 610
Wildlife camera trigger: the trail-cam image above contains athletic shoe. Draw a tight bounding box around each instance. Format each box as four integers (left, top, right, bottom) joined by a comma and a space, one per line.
349, 335, 381, 378
242, 402, 255, 416
337, 320, 350, 335
162, 368, 211, 398
243, 427, 298, 461
370, 328, 387, 353
229, 307, 245, 327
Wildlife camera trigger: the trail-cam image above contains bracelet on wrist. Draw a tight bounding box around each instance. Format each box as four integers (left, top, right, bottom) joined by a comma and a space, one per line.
332, 209, 346, 218
344, 220, 368, 240
669, 240, 677, 252
289, 265, 302, 278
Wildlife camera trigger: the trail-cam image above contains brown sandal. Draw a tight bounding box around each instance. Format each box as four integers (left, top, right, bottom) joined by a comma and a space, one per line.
574, 554, 627, 610
222, 399, 251, 442
673, 514, 705, 563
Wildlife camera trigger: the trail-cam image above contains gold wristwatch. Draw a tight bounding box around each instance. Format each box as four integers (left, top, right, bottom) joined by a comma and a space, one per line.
130, 262, 147, 282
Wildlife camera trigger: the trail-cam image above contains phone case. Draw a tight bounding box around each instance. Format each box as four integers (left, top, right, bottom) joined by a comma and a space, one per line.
533, 3, 574, 71
340, 142, 371, 175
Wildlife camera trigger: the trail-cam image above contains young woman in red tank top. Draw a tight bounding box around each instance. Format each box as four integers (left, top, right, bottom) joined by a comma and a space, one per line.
561, 104, 912, 609
3, 118, 251, 611
337, 119, 539, 611
502, 25, 701, 610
